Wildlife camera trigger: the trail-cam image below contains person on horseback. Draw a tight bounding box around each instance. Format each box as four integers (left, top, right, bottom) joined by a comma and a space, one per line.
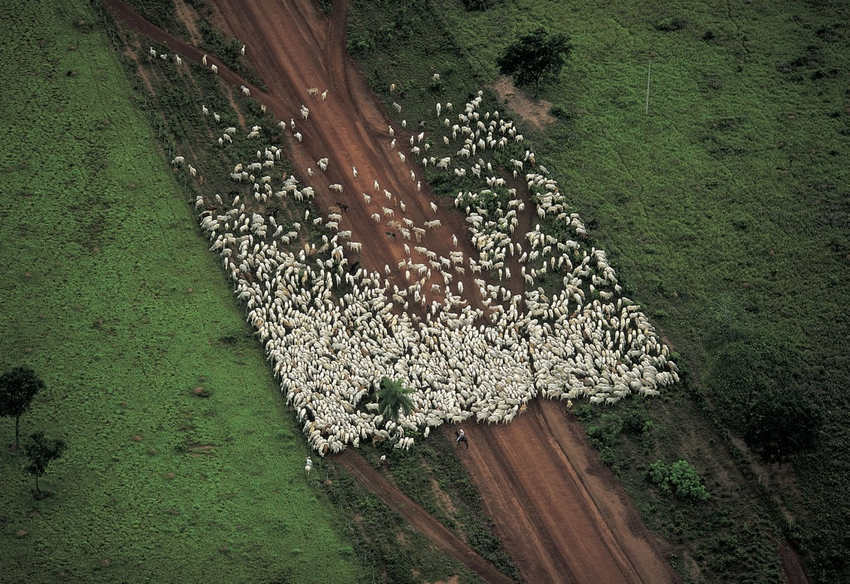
455, 428, 468, 449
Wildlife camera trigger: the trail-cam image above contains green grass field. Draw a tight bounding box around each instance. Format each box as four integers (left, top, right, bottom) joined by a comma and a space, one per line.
347, 0, 849, 581
0, 3, 363, 582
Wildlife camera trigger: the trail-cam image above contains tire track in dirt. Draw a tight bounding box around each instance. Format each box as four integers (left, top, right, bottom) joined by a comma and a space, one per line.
337, 452, 515, 584
455, 400, 677, 583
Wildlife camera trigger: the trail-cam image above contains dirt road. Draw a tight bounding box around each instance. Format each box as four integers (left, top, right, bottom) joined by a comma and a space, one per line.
106, 1, 677, 581
337, 452, 515, 584
453, 400, 676, 583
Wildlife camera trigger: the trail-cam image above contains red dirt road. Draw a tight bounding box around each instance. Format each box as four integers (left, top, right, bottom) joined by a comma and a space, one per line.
214, 0, 490, 311
453, 400, 676, 583
106, 1, 677, 581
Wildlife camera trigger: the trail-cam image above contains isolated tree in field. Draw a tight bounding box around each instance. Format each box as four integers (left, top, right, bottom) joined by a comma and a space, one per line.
377, 377, 413, 423
497, 27, 572, 96
24, 431, 66, 496
0, 367, 44, 450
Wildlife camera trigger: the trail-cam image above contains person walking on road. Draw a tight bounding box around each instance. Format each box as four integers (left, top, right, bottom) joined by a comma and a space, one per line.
455, 428, 468, 449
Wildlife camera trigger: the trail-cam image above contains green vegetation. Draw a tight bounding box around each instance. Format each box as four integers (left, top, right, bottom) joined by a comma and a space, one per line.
0, 2, 363, 582
363, 433, 521, 581
377, 377, 414, 423
24, 432, 67, 498
497, 27, 572, 96
647, 460, 710, 502
347, 0, 849, 581
0, 367, 45, 450
322, 461, 483, 584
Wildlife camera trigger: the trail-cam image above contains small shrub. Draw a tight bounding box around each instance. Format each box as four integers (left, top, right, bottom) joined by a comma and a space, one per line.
462, 0, 499, 10
654, 17, 687, 32
647, 459, 709, 501
550, 105, 570, 120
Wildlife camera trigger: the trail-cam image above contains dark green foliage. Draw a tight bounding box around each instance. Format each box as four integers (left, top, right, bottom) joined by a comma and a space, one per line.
653, 17, 687, 32
24, 431, 66, 495
647, 460, 710, 502
497, 27, 571, 96
315, 0, 334, 15
745, 389, 821, 462
377, 377, 414, 423
708, 336, 823, 461
0, 367, 44, 449
461, 0, 498, 10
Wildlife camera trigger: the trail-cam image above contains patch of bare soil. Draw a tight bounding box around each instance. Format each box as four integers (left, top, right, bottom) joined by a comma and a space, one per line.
123, 45, 156, 95
489, 76, 555, 130
173, 0, 202, 46
453, 399, 678, 583
222, 84, 247, 130
780, 542, 810, 584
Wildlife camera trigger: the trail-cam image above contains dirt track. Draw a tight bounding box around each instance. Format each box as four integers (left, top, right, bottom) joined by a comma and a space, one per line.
453, 400, 676, 583
337, 451, 515, 584
106, 0, 677, 581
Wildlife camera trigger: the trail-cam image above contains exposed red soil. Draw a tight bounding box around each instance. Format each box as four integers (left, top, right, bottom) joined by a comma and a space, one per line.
172, 0, 201, 46
451, 400, 677, 583
780, 542, 810, 584
490, 76, 556, 130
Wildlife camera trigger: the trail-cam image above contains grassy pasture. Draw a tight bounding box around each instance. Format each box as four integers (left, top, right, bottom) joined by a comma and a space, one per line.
0, 2, 364, 582
346, 0, 849, 581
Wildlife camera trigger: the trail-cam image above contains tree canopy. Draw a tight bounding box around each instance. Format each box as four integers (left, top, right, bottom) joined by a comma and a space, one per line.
377, 377, 413, 423
497, 27, 572, 96
24, 431, 66, 495
0, 367, 44, 449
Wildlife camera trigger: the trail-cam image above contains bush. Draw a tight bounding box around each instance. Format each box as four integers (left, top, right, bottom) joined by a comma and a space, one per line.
653, 17, 687, 32
647, 459, 709, 501
745, 389, 821, 462
462, 0, 499, 10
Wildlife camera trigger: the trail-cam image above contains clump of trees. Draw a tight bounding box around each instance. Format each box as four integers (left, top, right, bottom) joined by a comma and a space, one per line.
1, 367, 67, 498
497, 27, 572, 96
745, 389, 820, 462
710, 338, 822, 462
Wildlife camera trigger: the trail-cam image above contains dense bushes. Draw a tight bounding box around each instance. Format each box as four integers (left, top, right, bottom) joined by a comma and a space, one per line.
647, 460, 710, 502
708, 335, 822, 461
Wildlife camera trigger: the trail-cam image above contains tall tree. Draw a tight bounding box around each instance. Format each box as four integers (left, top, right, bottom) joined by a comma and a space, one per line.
0, 367, 44, 450
497, 27, 572, 96
24, 431, 66, 496
377, 377, 413, 423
